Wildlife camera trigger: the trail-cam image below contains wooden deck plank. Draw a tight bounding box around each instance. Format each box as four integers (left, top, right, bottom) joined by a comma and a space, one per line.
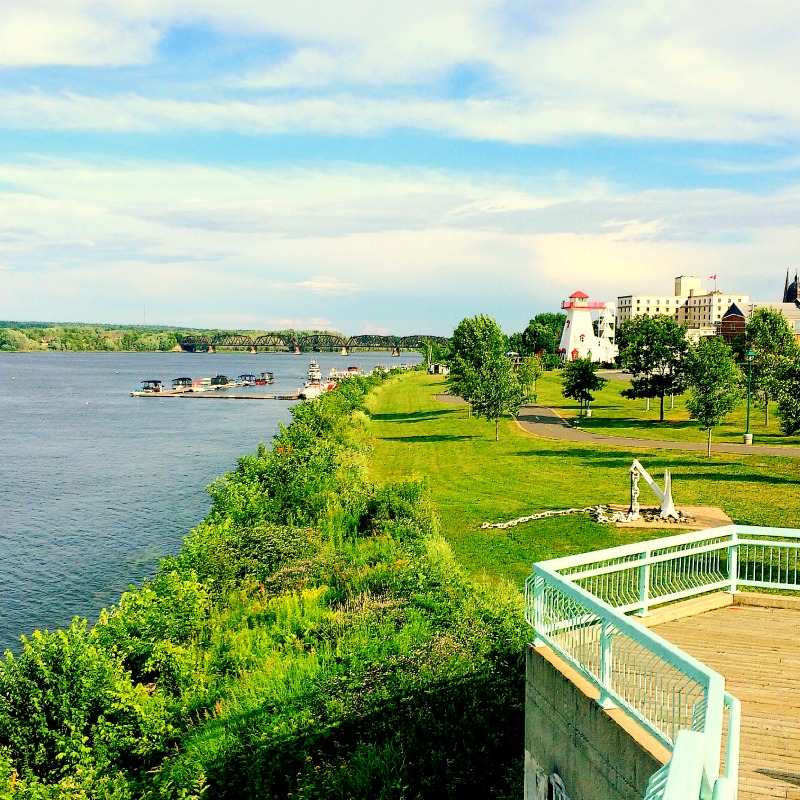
654, 605, 800, 800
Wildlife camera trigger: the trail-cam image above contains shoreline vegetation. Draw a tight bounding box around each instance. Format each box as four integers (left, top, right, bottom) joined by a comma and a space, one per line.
0, 369, 526, 799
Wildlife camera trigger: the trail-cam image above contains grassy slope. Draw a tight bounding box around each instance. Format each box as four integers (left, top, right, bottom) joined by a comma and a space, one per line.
367, 372, 800, 587
535, 369, 800, 447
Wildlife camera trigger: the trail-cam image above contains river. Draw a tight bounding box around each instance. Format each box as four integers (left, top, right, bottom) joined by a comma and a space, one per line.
0, 350, 419, 652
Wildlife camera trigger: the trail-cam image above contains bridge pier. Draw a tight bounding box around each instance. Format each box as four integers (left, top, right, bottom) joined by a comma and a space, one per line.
208, 346, 215, 354
391, 347, 400, 357
294, 345, 301, 354
250, 346, 257, 354
340, 347, 348, 356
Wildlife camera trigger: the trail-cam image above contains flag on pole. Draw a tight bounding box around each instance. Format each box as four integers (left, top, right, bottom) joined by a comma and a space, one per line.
709, 274, 717, 280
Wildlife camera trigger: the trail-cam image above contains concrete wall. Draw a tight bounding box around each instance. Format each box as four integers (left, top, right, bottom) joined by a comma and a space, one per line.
525, 644, 667, 800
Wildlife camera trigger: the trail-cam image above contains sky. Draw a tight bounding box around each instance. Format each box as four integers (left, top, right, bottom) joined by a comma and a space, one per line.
2, 1, 800, 336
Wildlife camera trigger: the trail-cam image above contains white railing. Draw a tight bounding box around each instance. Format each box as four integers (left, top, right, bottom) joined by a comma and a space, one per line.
525, 524, 800, 800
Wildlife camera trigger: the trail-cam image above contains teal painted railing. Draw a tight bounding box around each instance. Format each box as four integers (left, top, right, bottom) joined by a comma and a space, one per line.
525, 525, 800, 800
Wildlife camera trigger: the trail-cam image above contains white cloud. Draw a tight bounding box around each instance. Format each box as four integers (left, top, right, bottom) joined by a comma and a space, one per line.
292, 276, 360, 295
1, 156, 799, 330
3, 3, 800, 144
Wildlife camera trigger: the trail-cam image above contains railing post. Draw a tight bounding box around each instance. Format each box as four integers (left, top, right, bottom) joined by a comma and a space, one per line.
532, 576, 546, 646
637, 548, 652, 616
728, 533, 738, 595
598, 620, 616, 709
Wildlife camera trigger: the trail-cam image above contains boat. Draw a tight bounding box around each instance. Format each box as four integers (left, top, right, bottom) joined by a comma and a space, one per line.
255, 372, 274, 385
211, 375, 236, 389
299, 360, 336, 400
329, 365, 363, 379
171, 377, 193, 393
307, 360, 322, 382
131, 379, 163, 396
236, 373, 257, 387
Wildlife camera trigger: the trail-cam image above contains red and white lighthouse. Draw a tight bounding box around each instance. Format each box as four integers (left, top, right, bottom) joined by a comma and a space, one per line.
557, 291, 618, 363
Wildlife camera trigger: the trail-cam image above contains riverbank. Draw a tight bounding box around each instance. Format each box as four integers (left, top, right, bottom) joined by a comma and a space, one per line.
1, 368, 526, 799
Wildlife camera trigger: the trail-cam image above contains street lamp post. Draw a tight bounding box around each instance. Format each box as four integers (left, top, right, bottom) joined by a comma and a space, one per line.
743, 348, 755, 445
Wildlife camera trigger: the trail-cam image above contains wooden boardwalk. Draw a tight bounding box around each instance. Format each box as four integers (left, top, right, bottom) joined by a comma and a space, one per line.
654, 603, 800, 799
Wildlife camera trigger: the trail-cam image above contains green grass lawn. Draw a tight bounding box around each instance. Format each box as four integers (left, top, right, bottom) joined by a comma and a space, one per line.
533, 369, 800, 448
367, 372, 800, 588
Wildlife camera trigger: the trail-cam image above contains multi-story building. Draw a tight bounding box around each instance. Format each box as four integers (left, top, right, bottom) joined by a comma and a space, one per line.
617, 276, 749, 332
719, 301, 800, 345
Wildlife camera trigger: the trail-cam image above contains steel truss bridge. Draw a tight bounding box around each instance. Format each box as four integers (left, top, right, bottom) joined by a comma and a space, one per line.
177, 333, 449, 355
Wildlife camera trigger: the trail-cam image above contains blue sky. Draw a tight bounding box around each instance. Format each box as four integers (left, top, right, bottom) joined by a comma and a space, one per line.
2, 1, 800, 335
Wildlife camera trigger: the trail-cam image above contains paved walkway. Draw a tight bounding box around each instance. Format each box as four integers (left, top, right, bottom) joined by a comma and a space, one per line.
434, 393, 800, 458
515, 405, 800, 457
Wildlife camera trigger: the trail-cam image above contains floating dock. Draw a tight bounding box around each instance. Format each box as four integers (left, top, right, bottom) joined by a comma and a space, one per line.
132, 393, 300, 400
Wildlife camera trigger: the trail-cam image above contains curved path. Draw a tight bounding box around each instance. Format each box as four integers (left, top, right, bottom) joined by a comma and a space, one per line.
435, 393, 800, 458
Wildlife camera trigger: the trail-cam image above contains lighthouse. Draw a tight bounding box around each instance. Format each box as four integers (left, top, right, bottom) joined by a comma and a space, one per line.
558, 291, 618, 364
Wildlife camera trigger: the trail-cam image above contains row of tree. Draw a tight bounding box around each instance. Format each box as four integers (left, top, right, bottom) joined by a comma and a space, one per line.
442, 307, 800, 453
563, 307, 800, 453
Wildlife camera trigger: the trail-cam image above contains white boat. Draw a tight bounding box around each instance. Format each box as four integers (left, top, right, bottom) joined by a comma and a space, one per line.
131, 379, 163, 397
307, 360, 322, 382
299, 360, 336, 399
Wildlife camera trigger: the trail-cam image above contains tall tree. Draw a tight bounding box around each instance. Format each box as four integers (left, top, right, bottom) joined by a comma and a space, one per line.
686, 336, 743, 456
447, 315, 522, 441
775, 357, 800, 435
517, 355, 543, 402
617, 315, 689, 421
561, 358, 608, 418
511, 313, 566, 356
746, 307, 800, 426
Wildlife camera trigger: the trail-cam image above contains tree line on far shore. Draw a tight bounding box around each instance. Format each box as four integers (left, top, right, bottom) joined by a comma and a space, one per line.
439, 307, 800, 455
0, 325, 339, 353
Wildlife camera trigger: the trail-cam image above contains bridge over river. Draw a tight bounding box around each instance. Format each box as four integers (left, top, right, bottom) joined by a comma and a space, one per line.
177, 333, 449, 356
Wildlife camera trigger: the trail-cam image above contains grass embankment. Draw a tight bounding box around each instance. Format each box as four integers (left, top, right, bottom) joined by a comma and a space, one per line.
0, 371, 526, 800
367, 372, 800, 586
534, 369, 800, 447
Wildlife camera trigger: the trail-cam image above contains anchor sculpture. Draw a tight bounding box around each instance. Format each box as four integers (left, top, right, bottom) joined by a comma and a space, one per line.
628, 458, 678, 520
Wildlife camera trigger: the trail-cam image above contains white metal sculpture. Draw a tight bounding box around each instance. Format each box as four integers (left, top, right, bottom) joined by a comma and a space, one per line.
629, 458, 678, 520
482, 459, 680, 528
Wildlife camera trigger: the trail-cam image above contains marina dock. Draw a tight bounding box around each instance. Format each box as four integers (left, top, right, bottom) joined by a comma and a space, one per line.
132, 392, 300, 400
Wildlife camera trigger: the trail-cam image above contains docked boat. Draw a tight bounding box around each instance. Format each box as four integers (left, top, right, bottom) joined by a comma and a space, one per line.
307, 360, 322, 382
211, 375, 236, 389
236, 373, 257, 387
131, 379, 163, 396
255, 372, 274, 385
172, 377, 193, 393
299, 360, 336, 400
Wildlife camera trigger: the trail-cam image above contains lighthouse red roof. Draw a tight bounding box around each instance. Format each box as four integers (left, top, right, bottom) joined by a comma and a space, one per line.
569, 290, 589, 299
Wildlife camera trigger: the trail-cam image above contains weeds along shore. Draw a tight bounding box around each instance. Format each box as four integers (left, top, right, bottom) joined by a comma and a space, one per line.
0, 368, 527, 800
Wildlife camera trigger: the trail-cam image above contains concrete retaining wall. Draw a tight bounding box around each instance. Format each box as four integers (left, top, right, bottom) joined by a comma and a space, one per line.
525, 644, 667, 800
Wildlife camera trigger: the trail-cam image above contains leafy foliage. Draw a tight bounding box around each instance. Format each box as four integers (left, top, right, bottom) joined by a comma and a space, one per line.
617, 314, 689, 421
447, 315, 522, 440
516, 356, 543, 401
0, 370, 526, 799
746, 307, 800, 426
774, 357, 800, 435
561, 358, 608, 415
508, 313, 566, 356
686, 336, 743, 455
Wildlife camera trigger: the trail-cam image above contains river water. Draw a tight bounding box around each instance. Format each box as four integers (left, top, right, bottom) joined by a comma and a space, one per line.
0, 350, 419, 652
